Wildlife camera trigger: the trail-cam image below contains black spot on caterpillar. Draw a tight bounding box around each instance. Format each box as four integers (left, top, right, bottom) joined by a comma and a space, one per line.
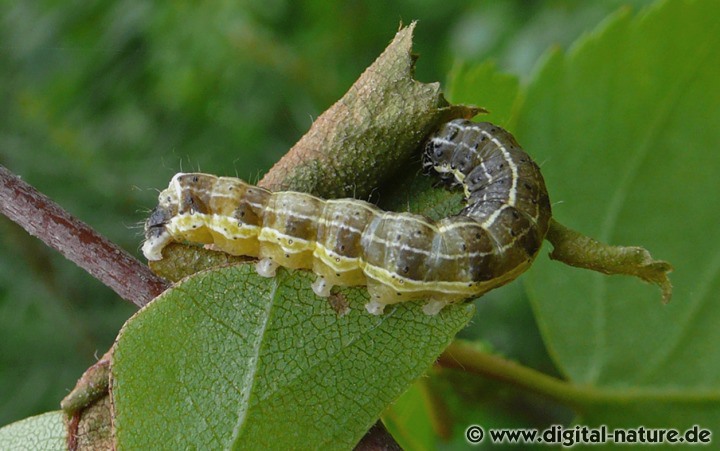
143, 119, 551, 315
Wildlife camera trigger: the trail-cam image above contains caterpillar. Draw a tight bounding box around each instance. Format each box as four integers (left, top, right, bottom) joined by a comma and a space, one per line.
142, 119, 552, 315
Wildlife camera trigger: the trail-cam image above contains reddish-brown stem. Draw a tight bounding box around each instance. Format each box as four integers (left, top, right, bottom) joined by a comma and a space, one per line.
0, 164, 169, 308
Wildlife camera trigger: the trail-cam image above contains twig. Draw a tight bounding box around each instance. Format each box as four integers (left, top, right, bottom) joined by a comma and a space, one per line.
438, 340, 583, 409
0, 164, 169, 308
438, 340, 720, 410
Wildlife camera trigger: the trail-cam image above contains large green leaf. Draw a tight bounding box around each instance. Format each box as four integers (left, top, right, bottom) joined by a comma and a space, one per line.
512, 0, 720, 426
412, 0, 720, 444
111, 265, 473, 449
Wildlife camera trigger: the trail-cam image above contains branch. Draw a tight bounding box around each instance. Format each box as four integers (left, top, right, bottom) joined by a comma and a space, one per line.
437, 340, 583, 409
438, 340, 720, 410
0, 164, 169, 308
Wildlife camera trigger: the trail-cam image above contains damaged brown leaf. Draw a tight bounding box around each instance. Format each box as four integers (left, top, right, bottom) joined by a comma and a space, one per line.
258, 22, 479, 198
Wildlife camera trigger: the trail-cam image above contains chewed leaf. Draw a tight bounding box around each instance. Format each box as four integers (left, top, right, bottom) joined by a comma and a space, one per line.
111, 264, 473, 449
546, 219, 673, 303
258, 22, 478, 198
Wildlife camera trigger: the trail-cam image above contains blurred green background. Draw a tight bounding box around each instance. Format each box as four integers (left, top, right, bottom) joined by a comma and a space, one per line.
0, 0, 652, 430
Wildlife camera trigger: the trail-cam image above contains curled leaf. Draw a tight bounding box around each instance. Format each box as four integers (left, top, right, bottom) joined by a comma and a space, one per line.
258, 22, 479, 197
546, 219, 673, 303
60, 351, 112, 414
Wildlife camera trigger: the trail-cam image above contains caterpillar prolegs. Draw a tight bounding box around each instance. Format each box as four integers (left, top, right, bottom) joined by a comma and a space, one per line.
142, 120, 552, 315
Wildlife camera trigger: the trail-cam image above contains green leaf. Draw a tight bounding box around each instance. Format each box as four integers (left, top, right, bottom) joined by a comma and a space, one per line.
511, 0, 720, 426
111, 264, 473, 449
0, 411, 66, 451
440, 0, 720, 439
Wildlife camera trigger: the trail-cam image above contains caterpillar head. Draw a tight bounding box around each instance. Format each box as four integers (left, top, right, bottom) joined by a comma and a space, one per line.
141, 174, 185, 261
